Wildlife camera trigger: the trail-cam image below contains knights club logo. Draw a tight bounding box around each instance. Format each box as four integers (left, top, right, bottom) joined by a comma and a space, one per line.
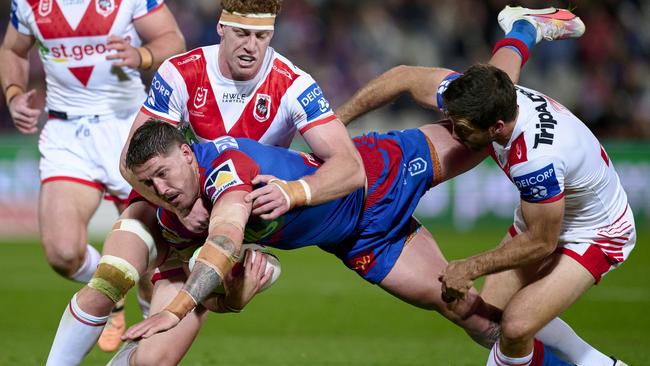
253, 94, 271, 122
96, 0, 115, 17
193, 86, 208, 109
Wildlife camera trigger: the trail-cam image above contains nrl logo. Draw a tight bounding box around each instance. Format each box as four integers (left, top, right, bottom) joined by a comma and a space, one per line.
193, 86, 208, 109
253, 94, 271, 122
39, 0, 53, 17
96, 0, 115, 17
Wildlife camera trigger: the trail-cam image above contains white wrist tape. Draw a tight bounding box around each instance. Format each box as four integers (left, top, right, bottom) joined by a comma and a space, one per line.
297, 179, 312, 205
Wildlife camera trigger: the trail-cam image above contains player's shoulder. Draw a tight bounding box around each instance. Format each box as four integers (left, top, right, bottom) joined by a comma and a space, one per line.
165, 46, 212, 71
270, 48, 310, 82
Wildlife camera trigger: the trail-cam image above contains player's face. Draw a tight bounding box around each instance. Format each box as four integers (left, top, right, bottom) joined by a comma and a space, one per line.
217, 24, 274, 81
132, 145, 199, 213
452, 121, 492, 151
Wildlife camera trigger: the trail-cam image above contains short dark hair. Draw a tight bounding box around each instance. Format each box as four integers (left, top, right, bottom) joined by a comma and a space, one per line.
222, 0, 282, 15
125, 119, 187, 170
442, 64, 517, 133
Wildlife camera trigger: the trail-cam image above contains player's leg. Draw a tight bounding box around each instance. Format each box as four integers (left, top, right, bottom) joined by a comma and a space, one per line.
46, 201, 161, 366
481, 230, 618, 365
39, 180, 103, 281
490, 5, 586, 83
486, 253, 594, 366
109, 278, 209, 365
378, 227, 502, 348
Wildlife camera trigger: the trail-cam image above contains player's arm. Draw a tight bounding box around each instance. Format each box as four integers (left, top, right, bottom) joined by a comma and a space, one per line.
336, 50, 524, 126
440, 198, 564, 301
107, 4, 185, 70
0, 24, 40, 134
122, 190, 251, 340
336, 66, 455, 125
247, 119, 366, 220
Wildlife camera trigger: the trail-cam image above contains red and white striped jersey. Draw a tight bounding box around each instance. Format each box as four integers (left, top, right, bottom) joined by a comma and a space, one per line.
10, 0, 163, 115
489, 86, 630, 234
141, 44, 337, 147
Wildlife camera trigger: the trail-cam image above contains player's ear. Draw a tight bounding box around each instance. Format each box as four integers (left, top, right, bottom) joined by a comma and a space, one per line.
180, 144, 193, 164
491, 120, 506, 137
217, 23, 225, 37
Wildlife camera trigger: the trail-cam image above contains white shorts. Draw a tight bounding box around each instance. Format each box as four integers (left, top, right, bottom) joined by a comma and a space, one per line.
509, 205, 636, 284
39, 109, 137, 201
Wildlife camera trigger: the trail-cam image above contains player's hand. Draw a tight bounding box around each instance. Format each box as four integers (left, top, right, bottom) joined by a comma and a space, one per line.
9, 89, 40, 134
121, 310, 181, 341
223, 249, 274, 311
106, 35, 140, 69
438, 260, 474, 303
177, 199, 210, 233
245, 175, 290, 220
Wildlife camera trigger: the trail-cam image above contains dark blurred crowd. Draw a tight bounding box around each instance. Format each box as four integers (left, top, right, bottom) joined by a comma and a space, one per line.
1, 0, 648, 138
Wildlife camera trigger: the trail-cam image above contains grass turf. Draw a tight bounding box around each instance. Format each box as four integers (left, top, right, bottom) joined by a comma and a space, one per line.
1, 226, 648, 365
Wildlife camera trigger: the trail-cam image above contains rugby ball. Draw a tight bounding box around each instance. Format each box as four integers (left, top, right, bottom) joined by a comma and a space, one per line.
188, 243, 281, 294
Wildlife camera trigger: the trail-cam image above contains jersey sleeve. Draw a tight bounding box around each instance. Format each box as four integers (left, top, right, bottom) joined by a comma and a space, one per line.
200, 149, 260, 204
141, 59, 188, 124
10, 0, 32, 35
286, 72, 337, 135
132, 0, 165, 20
509, 156, 566, 204
436, 72, 461, 110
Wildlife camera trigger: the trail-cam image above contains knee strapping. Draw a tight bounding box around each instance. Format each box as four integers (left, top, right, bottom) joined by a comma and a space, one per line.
88, 255, 140, 303
112, 219, 157, 268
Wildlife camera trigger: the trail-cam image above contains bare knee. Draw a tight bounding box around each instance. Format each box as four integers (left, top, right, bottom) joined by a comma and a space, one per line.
501, 313, 537, 344
43, 241, 85, 277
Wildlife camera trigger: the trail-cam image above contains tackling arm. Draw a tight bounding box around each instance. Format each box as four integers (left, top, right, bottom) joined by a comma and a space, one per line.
121, 190, 251, 340
335, 65, 454, 125
164, 190, 250, 320
462, 198, 564, 278
440, 198, 564, 301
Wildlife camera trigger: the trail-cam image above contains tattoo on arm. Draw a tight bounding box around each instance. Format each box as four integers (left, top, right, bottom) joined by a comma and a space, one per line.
206, 235, 239, 260
182, 261, 223, 304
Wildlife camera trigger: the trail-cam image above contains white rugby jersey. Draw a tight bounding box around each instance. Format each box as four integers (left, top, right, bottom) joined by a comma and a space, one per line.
437, 74, 629, 233
489, 86, 629, 232
10, 0, 161, 115
141, 45, 337, 147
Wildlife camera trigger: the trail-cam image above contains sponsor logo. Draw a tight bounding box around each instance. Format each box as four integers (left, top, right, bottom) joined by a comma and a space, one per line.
146, 73, 173, 113
301, 152, 321, 168
96, 0, 115, 17
408, 157, 427, 176
298, 83, 332, 120
211, 136, 239, 154
175, 54, 201, 66
39, 0, 53, 17
193, 86, 208, 109
272, 64, 293, 80
253, 94, 271, 122
516, 87, 558, 148
347, 250, 376, 277
221, 92, 246, 104
204, 159, 243, 202
512, 163, 562, 202
48, 38, 126, 61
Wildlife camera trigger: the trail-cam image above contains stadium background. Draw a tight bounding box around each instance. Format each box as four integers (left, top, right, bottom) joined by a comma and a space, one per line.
0, 0, 648, 364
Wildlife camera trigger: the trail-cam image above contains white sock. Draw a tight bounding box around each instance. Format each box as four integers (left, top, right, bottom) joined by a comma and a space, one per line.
46, 293, 108, 366
487, 341, 533, 366
70, 244, 101, 283
537, 317, 612, 365
137, 293, 150, 319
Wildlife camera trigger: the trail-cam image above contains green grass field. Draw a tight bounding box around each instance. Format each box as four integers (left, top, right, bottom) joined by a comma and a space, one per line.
1, 225, 648, 365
